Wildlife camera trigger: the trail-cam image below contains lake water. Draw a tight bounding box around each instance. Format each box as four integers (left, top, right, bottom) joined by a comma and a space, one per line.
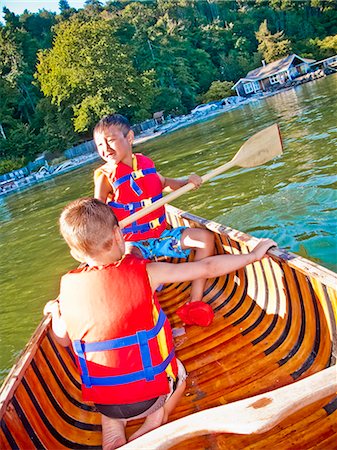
1, 74, 336, 383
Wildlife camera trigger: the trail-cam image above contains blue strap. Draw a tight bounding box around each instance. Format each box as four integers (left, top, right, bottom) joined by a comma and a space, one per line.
76, 309, 166, 353
73, 309, 174, 388
112, 168, 157, 196
73, 340, 92, 388
122, 214, 166, 235
137, 330, 155, 381
84, 349, 175, 387
108, 194, 162, 212
130, 177, 142, 196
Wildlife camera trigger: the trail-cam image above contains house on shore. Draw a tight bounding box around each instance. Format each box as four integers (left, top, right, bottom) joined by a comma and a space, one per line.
310, 55, 337, 72
232, 54, 315, 97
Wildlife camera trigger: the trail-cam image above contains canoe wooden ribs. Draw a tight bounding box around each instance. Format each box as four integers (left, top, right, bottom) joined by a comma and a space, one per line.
1, 205, 336, 449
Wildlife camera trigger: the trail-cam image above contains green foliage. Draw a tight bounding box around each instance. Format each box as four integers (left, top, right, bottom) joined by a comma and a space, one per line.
36, 16, 156, 132
0, 121, 41, 160
200, 81, 234, 103
1, 0, 337, 174
33, 98, 78, 153
0, 157, 26, 175
256, 19, 292, 62
316, 35, 337, 56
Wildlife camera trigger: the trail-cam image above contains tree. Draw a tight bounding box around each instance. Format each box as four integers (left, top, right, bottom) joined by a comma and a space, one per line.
200, 80, 234, 103
0, 78, 19, 140
31, 98, 77, 154
59, 0, 70, 11
317, 34, 337, 56
0, 28, 24, 87
256, 19, 291, 62
36, 17, 156, 131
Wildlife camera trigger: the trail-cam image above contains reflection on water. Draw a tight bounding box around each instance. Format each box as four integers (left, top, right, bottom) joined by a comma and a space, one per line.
0, 75, 336, 382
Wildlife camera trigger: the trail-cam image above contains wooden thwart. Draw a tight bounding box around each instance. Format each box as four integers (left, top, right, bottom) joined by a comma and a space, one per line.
120, 366, 336, 449
120, 123, 283, 229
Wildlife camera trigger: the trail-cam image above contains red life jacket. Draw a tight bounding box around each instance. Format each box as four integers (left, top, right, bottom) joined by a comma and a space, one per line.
94, 153, 167, 241
59, 254, 177, 405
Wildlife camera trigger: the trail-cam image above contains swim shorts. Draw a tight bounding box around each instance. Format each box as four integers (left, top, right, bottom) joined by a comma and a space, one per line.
95, 359, 187, 420
125, 227, 191, 260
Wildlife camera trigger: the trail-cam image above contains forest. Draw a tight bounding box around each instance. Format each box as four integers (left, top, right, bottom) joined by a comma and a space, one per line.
0, 0, 336, 174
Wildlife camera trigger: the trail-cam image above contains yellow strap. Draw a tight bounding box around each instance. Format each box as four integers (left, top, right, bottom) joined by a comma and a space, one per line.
94, 167, 103, 183
132, 154, 138, 171
152, 305, 175, 380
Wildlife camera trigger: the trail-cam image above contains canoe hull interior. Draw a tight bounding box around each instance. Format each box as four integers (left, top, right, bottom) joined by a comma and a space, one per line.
1, 205, 336, 449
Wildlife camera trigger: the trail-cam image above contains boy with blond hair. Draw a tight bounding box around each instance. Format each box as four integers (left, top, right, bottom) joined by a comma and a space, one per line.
45, 197, 276, 449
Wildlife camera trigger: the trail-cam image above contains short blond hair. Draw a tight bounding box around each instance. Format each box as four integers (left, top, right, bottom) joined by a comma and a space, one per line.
59, 197, 118, 258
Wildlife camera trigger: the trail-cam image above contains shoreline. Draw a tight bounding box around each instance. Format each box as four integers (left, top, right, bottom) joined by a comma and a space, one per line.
0, 73, 331, 199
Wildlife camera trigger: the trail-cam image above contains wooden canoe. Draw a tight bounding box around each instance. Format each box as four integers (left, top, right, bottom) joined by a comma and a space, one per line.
0, 204, 336, 449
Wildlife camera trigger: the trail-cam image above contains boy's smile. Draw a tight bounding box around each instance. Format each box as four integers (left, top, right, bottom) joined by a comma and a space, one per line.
94, 125, 133, 166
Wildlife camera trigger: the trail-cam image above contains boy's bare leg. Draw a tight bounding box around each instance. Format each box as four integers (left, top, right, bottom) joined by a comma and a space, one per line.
101, 415, 127, 450
124, 243, 143, 258
128, 406, 165, 442
181, 228, 215, 302
128, 379, 186, 442
163, 378, 186, 423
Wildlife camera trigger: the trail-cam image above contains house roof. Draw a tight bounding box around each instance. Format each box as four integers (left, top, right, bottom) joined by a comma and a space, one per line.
310, 54, 337, 65
153, 111, 164, 119
232, 54, 315, 88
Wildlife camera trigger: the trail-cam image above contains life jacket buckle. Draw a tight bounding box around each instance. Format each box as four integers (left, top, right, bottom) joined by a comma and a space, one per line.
141, 198, 153, 208
131, 170, 144, 180
149, 218, 160, 229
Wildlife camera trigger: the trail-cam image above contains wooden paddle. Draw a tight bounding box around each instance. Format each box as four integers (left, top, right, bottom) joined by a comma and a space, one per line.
120, 365, 336, 449
120, 123, 283, 229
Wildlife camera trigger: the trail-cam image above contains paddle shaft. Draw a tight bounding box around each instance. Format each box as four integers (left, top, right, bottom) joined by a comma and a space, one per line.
119, 160, 235, 229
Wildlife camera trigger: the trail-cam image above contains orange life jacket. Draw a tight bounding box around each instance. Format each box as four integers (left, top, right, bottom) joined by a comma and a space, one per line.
94, 153, 167, 241
59, 254, 177, 405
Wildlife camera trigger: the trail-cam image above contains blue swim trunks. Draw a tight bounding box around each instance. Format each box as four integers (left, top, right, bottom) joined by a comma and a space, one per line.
126, 227, 191, 260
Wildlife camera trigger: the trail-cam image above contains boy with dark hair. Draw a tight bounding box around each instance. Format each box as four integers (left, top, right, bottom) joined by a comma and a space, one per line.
93, 114, 215, 324
45, 197, 275, 449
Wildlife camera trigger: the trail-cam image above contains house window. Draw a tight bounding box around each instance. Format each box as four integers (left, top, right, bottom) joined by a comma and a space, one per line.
243, 82, 254, 94
289, 67, 298, 78
297, 63, 308, 75
269, 74, 279, 84
253, 81, 260, 91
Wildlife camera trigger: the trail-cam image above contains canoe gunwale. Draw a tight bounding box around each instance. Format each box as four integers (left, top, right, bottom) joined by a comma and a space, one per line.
118, 366, 337, 449
0, 316, 50, 417
166, 204, 337, 290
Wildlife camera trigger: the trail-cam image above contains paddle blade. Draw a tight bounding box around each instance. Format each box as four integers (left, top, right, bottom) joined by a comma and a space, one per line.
232, 123, 283, 168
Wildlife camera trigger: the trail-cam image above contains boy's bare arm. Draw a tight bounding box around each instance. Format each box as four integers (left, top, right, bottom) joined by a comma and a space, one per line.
158, 173, 202, 192
94, 173, 112, 203
147, 239, 276, 291
44, 300, 71, 347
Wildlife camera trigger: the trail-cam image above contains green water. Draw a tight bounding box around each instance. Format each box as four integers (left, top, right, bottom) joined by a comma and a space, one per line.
1, 75, 336, 382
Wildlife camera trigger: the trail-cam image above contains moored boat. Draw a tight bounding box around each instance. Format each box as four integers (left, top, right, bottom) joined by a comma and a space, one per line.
0, 204, 336, 449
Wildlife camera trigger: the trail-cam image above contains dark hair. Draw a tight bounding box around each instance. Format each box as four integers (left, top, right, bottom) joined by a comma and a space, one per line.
94, 114, 131, 137
60, 197, 118, 258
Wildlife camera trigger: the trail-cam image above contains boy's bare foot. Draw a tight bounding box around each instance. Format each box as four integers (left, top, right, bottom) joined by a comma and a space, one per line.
128, 406, 165, 441
101, 416, 127, 450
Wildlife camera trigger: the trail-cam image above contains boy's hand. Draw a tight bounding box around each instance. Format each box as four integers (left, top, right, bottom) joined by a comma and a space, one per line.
44, 299, 60, 316
250, 238, 277, 262
188, 173, 202, 189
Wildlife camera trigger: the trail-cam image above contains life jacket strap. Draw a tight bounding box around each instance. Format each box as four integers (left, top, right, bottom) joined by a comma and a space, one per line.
108, 193, 162, 212
112, 168, 157, 196
86, 349, 175, 387
122, 214, 166, 235
73, 309, 173, 388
